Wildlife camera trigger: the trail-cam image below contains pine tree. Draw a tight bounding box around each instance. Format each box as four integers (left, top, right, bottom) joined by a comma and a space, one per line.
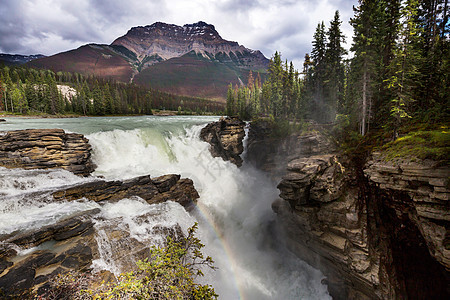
324, 10, 347, 122
310, 21, 327, 122
226, 84, 235, 116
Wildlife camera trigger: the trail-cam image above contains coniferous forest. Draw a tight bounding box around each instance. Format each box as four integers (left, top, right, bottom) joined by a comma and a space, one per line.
0, 66, 225, 116
227, 1, 448, 139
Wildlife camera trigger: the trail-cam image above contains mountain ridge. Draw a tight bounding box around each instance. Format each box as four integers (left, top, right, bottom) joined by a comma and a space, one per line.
0, 53, 46, 65
27, 21, 269, 101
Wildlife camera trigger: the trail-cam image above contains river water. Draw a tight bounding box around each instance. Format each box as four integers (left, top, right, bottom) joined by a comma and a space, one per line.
0, 116, 330, 299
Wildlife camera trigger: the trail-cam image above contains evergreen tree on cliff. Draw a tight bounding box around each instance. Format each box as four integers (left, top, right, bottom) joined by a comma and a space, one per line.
324, 10, 347, 121
309, 22, 327, 122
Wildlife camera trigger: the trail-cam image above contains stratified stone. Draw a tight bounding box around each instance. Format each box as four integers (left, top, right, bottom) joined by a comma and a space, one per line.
200, 116, 246, 167
364, 153, 450, 271
0, 128, 95, 176
51, 174, 199, 207
273, 129, 450, 299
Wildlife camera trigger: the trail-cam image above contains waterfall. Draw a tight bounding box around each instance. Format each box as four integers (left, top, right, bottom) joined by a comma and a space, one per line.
0, 116, 330, 299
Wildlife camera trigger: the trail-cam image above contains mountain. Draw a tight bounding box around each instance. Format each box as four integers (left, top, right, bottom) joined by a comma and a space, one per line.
28, 21, 269, 101
29, 44, 135, 83
0, 53, 46, 65
111, 21, 268, 71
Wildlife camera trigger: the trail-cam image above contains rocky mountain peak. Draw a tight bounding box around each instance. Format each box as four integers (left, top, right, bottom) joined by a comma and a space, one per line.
111, 21, 264, 66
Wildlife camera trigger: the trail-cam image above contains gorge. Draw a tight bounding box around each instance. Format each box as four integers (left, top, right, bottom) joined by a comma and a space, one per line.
0, 116, 448, 299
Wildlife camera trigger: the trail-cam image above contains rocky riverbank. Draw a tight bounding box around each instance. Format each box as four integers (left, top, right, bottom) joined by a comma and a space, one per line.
0, 128, 201, 298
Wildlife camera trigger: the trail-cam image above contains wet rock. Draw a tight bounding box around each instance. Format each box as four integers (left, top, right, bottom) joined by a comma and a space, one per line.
52, 175, 160, 203
0, 119, 6, 122
0, 263, 36, 296
52, 174, 199, 207
0, 128, 95, 176
6, 209, 99, 248
200, 116, 246, 167
150, 177, 199, 207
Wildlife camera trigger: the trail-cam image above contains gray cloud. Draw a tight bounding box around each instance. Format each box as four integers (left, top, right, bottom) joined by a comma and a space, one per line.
0, 0, 358, 68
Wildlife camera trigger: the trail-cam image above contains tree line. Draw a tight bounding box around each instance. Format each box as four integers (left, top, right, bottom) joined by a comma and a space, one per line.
0, 66, 225, 116
227, 0, 448, 138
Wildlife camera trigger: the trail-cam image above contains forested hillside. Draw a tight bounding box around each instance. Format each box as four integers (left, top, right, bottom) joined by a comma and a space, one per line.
0, 66, 224, 116
228, 1, 448, 138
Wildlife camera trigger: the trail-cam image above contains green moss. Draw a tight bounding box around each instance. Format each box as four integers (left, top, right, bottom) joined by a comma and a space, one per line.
381, 127, 450, 162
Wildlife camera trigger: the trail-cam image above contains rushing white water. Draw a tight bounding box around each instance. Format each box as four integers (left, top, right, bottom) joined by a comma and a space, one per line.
0, 116, 330, 299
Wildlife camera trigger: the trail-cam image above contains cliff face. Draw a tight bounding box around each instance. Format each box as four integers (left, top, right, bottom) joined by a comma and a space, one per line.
247, 124, 449, 299
363, 155, 449, 298
273, 152, 379, 299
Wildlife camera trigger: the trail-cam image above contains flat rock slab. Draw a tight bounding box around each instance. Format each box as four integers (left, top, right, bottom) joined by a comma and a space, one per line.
0, 128, 95, 176
52, 174, 199, 207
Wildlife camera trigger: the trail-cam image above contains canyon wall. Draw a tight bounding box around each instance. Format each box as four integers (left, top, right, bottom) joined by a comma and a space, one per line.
247, 122, 449, 299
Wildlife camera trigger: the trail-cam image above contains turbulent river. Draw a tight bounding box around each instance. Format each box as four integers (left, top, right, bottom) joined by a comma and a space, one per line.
0, 116, 330, 299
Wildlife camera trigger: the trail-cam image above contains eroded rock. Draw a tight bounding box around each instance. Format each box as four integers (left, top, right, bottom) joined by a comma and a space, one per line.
364, 153, 450, 271
52, 174, 199, 207
0, 172, 200, 297
275, 148, 379, 299
200, 116, 245, 167
0, 129, 95, 176
273, 130, 450, 299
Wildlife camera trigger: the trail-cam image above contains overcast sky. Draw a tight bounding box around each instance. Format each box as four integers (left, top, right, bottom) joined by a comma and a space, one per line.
0, 0, 358, 69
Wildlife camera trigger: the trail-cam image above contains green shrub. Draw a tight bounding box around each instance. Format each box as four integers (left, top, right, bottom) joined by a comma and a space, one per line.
39, 223, 217, 300
381, 128, 450, 162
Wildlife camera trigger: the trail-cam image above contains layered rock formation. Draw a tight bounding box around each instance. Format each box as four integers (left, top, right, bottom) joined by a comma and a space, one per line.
200, 116, 246, 167
0, 128, 201, 297
0, 209, 99, 296
0, 173, 199, 297
0, 208, 184, 297
52, 174, 199, 207
248, 123, 450, 299
274, 152, 380, 299
0, 129, 94, 176
363, 154, 449, 298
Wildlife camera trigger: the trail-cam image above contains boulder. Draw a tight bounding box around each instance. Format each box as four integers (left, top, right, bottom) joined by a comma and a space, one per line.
0, 128, 95, 176
200, 116, 246, 167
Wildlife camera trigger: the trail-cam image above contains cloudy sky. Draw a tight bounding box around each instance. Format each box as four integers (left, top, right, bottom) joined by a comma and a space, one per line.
0, 0, 358, 68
